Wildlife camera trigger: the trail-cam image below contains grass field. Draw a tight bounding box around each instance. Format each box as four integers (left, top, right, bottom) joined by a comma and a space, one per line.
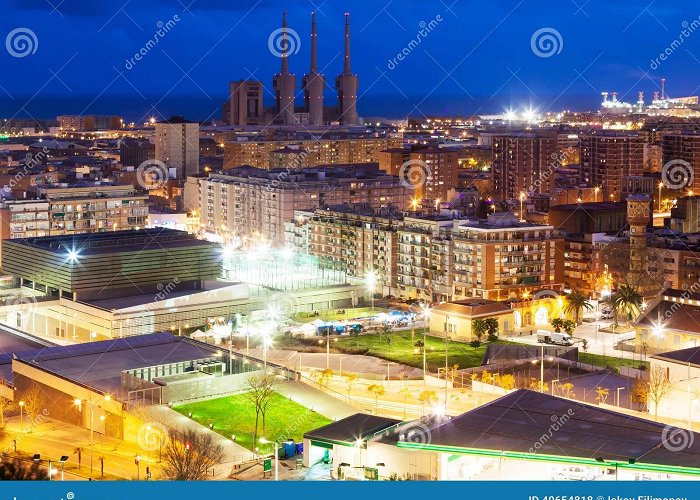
579, 352, 649, 371
332, 329, 491, 371
174, 392, 331, 452
292, 307, 386, 323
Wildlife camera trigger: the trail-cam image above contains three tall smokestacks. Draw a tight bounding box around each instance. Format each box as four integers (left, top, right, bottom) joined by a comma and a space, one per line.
274, 11, 359, 126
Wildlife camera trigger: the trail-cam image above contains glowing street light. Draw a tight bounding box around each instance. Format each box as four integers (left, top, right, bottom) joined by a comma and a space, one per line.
366, 271, 378, 312
259, 437, 279, 481
519, 192, 526, 221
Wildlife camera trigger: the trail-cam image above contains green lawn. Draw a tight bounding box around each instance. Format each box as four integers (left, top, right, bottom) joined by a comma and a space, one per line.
579, 352, 649, 371
333, 329, 490, 371
292, 307, 386, 323
174, 392, 331, 452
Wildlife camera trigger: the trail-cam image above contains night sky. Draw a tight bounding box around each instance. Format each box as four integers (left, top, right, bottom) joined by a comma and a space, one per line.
1, 0, 700, 121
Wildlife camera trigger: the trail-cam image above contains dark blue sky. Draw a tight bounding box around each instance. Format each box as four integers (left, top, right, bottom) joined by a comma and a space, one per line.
1, 0, 700, 121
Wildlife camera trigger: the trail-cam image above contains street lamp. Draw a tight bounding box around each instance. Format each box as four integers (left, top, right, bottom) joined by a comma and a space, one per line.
421, 303, 431, 385
59, 455, 68, 481
366, 271, 377, 312
616, 387, 625, 407
18, 400, 24, 431
519, 192, 526, 222
135, 455, 141, 480
594, 186, 600, 203
259, 437, 279, 481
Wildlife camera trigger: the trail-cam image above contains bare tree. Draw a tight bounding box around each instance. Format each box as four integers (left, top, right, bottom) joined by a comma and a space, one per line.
648, 366, 673, 421
162, 428, 224, 480
244, 373, 278, 447
0, 397, 14, 428
20, 384, 45, 431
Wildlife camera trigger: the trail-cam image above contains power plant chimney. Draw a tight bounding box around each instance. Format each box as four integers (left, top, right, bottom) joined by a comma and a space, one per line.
303, 11, 325, 125
601, 91, 609, 103
661, 77, 666, 100
272, 11, 297, 125
335, 12, 359, 125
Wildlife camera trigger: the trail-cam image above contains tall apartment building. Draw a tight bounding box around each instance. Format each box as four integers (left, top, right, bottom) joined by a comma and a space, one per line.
155, 116, 200, 179
120, 138, 155, 168
491, 132, 558, 201
580, 131, 646, 201
228, 80, 264, 126
0, 183, 148, 261
223, 137, 401, 169
307, 205, 401, 295
198, 165, 412, 244
397, 212, 564, 302
57, 115, 122, 131
662, 130, 700, 193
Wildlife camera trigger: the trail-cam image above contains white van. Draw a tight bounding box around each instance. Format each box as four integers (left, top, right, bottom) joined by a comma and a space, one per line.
600, 306, 614, 320
536, 330, 573, 346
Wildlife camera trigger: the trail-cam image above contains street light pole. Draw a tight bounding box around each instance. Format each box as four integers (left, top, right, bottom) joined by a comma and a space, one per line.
540, 344, 545, 392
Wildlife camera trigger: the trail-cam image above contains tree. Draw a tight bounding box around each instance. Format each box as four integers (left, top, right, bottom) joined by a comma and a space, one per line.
378, 322, 392, 346
564, 291, 594, 324
607, 285, 643, 326
551, 318, 565, 332
557, 382, 576, 399
0, 397, 14, 428
20, 384, 45, 431
561, 320, 576, 335
162, 428, 224, 480
648, 366, 673, 420
472, 319, 487, 341
631, 378, 649, 412
0, 458, 47, 480
367, 384, 386, 413
312, 368, 334, 390
484, 318, 499, 341
244, 373, 278, 448
343, 373, 358, 398
414, 339, 425, 354
529, 378, 549, 393
495, 373, 516, 391
418, 390, 438, 413
595, 386, 610, 404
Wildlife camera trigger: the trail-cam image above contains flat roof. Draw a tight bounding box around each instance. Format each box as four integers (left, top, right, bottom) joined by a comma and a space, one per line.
14, 333, 225, 393
9, 228, 217, 255
652, 347, 700, 367
304, 413, 400, 445
392, 390, 700, 469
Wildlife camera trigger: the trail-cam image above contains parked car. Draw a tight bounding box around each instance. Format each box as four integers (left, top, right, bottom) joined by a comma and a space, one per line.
551, 465, 597, 481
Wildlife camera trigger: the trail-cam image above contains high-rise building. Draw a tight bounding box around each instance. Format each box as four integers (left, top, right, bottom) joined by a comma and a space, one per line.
224, 137, 401, 169
197, 166, 412, 244
335, 13, 359, 125
155, 116, 200, 179
57, 115, 122, 132
228, 80, 264, 126
119, 138, 155, 168
662, 130, 700, 193
491, 131, 558, 201
580, 131, 646, 202
272, 11, 297, 125
302, 12, 324, 126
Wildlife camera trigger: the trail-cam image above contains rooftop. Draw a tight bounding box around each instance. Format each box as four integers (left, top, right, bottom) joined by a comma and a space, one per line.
432, 298, 512, 318
10, 228, 217, 256
393, 390, 700, 469
12, 333, 225, 393
304, 413, 400, 444
653, 346, 700, 367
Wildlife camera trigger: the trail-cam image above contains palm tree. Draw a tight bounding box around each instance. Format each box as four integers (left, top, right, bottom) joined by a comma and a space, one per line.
608, 285, 643, 326
564, 291, 594, 324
